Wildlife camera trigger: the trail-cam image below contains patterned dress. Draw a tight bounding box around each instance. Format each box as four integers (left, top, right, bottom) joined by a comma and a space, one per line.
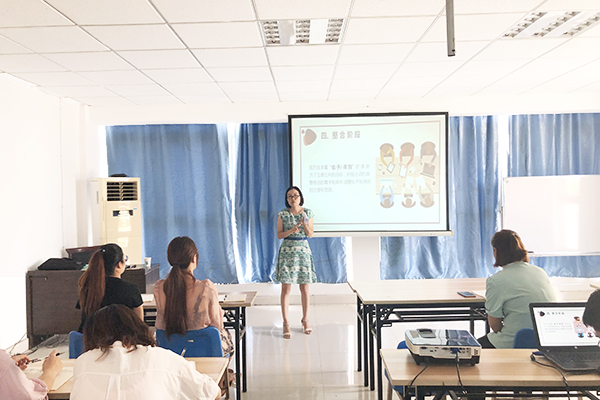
274, 208, 317, 284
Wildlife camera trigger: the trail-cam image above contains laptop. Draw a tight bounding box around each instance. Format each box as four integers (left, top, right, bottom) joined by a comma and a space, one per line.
530, 302, 600, 372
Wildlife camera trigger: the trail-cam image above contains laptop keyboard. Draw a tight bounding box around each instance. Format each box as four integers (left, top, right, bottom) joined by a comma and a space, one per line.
553, 352, 600, 364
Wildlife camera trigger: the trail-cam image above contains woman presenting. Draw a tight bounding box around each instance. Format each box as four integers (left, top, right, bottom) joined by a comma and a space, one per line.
274, 186, 316, 339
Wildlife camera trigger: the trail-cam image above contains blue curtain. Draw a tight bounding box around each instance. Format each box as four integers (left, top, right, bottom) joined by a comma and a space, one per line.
381, 116, 500, 279
234, 123, 347, 283
106, 124, 237, 283
509, 113, 600, 277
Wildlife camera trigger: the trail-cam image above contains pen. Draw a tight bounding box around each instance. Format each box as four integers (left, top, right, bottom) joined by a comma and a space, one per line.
26, 352, 63, 364
181, 348, 187, 357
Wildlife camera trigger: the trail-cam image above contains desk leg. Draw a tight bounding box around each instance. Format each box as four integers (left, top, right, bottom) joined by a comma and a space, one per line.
363, 303, 370, 387
357, 296, 362, 372
233, 307, 242, 400
241, 306, 247, 393
369, 306, 375, 391
376, 306, 383, 400
469, 306, 475, 335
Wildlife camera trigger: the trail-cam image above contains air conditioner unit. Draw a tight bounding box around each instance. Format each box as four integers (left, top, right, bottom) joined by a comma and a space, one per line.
91, 177, 143, 266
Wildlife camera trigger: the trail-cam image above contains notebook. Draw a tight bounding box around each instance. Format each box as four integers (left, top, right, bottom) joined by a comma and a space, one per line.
24, 366, 73, 390
530, 302, 600, 372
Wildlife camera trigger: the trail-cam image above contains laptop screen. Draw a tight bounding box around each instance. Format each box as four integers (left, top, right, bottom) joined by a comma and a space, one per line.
530, 303, 598, 347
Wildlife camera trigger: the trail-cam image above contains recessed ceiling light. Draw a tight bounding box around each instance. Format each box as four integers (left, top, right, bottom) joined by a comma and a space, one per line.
503, 10, 600, 39
261, 19, 345, 46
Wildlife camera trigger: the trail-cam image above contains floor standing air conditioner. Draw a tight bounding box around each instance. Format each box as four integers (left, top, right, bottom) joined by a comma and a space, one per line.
91, 177, 143, 266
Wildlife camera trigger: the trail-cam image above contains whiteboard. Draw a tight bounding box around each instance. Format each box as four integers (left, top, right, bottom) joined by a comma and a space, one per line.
502, 175, 600, 256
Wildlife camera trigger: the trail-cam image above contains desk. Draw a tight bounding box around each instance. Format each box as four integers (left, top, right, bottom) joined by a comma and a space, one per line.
48, 357, 228, 399
381, 348, 600, 400
143, 290, 257, 400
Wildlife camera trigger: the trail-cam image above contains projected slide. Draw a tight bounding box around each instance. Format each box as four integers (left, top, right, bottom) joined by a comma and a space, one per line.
289, 113, 449, 235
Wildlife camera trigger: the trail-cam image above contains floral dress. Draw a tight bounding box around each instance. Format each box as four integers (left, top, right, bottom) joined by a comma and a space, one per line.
274, 208, 317, 284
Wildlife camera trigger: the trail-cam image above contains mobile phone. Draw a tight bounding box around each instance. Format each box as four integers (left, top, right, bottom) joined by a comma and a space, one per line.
457, 291, 476, 298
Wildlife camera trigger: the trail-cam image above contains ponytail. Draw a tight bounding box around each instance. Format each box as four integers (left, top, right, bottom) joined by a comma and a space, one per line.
78, 244, 124, 315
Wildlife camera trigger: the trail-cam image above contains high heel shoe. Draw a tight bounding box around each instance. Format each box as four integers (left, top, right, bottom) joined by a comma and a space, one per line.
283, 322, 291, 339
301, 319, 312, 335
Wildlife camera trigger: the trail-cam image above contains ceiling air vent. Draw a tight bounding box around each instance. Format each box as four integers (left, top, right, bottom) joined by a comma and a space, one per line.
106, 181, 138, 201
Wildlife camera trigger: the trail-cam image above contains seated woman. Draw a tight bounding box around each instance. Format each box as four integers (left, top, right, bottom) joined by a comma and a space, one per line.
71, 304, 219, 400
0, 349, 62, 400
478, 229, 557, 348
583, 289, 600, 337
77, 243, 143, 332
153, 236, 233, 356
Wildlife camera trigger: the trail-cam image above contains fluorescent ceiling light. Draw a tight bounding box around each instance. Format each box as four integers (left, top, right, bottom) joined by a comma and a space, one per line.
262, 19, 345, 46
503, 11, 600, 38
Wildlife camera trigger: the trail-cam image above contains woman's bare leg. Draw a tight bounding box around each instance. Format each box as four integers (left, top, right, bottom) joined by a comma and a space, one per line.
281, 283, 292, 338
300, 283, 312, 334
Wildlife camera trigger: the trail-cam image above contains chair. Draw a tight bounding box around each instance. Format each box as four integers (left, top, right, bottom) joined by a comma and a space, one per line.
513, 328, 537, 349
386, 341, 407, 400
68, 331, 84, 359
156, 327, 228, 398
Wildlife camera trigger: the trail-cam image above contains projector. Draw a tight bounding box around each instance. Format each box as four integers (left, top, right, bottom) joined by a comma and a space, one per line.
405, 328, 481, 366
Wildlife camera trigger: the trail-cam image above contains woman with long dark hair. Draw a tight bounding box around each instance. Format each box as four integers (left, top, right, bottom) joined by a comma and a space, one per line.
77, 243, 143, 332
153, 236, 233, 355
478, 229, 556, 348
71, 304, 219, 400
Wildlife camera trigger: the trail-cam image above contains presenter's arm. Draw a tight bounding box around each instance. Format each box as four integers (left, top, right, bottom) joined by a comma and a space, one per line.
488, 315, 503, 333
302, 216, 314, 238
277, 215, 300, 239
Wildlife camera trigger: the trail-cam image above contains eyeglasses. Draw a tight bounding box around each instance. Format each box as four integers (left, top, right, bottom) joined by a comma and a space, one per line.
287, 195, 300, 199
123, 255, 128, 263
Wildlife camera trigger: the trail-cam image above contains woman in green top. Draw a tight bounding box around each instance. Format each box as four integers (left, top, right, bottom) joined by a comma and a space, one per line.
478, 230, 556, 348
274, 186, 316, 339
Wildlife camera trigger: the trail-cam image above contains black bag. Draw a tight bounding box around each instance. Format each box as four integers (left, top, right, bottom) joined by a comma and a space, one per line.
38, 258, 83, 270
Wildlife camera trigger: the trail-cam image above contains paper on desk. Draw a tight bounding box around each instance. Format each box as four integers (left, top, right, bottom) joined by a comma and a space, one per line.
141, 293, 154, 303
218, 294, 246, 302
472, 290, 486, 299
24, 366, 73, 390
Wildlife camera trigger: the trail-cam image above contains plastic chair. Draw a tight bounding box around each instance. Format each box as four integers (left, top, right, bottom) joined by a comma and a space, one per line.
156, 327, 224, 357
513, 328, 537, 349
386, 341, 407, 400
68, 331, 84, 359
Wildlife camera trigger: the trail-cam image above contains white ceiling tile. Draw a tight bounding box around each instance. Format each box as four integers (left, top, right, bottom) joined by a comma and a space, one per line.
254, 0, 352, 20
377, 86, 430, 98
0, 54, 66, 72
0, 26, 107, 52
426, 85, 481, 97
104, 84, 170, 97
330, 78, 387, 92
206, 66, 272, 82
351, 0, 443, 17
452, 59, 530, 78
540, 37, 600, 58
421, 13, 526, 42
176, 93, 231, 104
143, 68, 213, 84
43, 52, 134, 71
228, 92, 280, 103
454, 0, 541, 14
578, 23, 600, 38
276, 80, 331, 93
525, 77, 591, 94
161, 82, 225, 96
40, 85, 117, 98
473, 38, 569, 61
394, 61, 462, 77
571, 80, 600, 93
13, 71, 94, 86
0, 36, 31, 54
406, 41, 490, 63
0, 0, 73, 28
118, 50, 199, 70
125, 95, 183, 105
152, 0, 256, 23
78, 70, 154, 85
279, 92, 329, 102
218, 81, 276, 94
344, 17, 436, 44
192, 48, 268, 68
45, 0, 163, 25
385, 75, 445, 89
329, 89, 379, 100
537, 0, 600, 11
334, 64, 398, 80
558, 59, 600, 79
508, 57, 597, 81
171, 22, 263, 49
266, 45, 339, 66
71, 96, 134, 106
271, 65, 335, 81
84, 25, 185, 50
338, 44, 413, 64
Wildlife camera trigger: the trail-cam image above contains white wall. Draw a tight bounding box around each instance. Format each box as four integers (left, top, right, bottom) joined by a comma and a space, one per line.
0, 78, 87, 349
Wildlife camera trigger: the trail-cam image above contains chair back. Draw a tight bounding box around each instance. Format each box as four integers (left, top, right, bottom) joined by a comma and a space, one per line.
156, 327, 223, 357
69, 331, 84, 359
513, 328, 537, 349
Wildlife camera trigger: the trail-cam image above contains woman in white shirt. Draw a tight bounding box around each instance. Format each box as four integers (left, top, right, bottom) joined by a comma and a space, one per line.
71, 304, 219, 400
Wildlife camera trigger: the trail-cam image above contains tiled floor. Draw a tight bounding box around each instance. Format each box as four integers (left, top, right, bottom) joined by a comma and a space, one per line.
27, 303, 489, 400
